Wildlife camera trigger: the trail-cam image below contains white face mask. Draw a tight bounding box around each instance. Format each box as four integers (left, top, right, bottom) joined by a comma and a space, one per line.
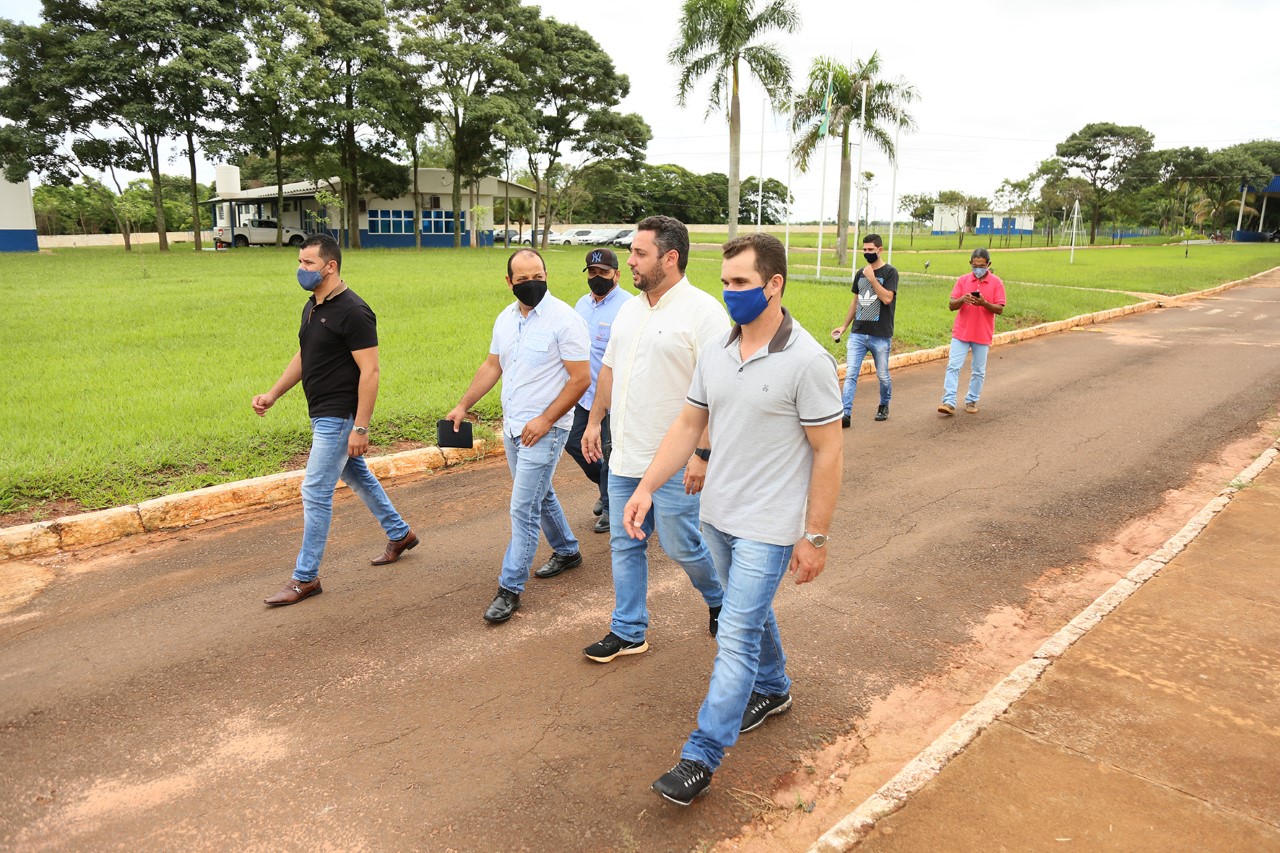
972, 267, 989, 279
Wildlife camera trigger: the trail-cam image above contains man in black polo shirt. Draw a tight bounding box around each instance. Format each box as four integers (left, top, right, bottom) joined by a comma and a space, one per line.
252, 234, 418, 606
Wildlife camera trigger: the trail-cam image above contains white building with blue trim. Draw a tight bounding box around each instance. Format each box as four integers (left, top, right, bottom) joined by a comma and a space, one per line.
206, 164, 536, 248
0, 179, 39, 252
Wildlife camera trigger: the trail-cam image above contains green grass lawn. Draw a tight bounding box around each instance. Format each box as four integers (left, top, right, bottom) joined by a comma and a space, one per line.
689, 229, 1193, 252
2, 241, 1276, 517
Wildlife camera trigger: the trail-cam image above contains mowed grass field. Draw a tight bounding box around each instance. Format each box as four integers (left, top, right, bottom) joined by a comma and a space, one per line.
2, 242, 1277, 517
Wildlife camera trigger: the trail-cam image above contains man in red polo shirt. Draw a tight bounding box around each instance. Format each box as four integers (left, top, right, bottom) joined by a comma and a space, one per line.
938, 248, 1006, 415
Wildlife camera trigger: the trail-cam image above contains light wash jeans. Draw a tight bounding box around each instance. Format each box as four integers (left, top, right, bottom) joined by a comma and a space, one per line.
942, 338, 990, 406
681, 523, 794, 772
607, 470, 724, 643
499, 428, 578, 594
294, 416, 411, 582
842, 333, 892, 413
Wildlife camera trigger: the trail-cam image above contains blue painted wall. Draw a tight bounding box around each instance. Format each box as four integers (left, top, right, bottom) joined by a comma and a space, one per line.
0, 229, 38, 252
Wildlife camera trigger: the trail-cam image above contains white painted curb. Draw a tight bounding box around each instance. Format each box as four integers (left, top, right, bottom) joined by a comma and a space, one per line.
808, 442, 1280, 852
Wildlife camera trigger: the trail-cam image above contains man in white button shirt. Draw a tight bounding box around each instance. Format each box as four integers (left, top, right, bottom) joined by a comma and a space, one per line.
446, 249, 591, 623
581, 215, 727, 663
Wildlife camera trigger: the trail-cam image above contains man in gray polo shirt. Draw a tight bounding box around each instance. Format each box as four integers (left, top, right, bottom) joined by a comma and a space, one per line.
621, 233, 844, 806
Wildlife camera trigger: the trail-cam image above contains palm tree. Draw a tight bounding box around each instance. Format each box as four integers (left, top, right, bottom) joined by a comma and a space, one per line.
792, 53, 916, 265
670, 0, 799, 240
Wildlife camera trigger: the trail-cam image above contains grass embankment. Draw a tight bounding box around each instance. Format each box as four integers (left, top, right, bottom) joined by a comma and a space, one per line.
3, 242, 1276, 518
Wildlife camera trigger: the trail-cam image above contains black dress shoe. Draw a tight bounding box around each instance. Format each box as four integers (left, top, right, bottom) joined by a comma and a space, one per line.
484, 588, 520, 623
533, 551, 583, 579
593, 515, 610, 534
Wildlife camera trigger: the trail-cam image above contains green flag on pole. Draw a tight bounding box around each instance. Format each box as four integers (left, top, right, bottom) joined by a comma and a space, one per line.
817, 73, 834, 138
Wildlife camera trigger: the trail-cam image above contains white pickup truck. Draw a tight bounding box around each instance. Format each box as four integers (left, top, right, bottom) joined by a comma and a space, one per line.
213, 219, 310, 248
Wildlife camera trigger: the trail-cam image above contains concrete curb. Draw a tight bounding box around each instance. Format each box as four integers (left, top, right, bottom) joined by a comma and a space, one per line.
0, 440, 502, 563
808, 440, 1280, 852
2, 266, 1272, 564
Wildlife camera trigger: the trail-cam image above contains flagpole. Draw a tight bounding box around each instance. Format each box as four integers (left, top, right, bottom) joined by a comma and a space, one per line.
757, 96, 765, 230
784, 93, 795, 259
887, 123, 900, 265
816, 70, 834, 278
852, 80, 867, 281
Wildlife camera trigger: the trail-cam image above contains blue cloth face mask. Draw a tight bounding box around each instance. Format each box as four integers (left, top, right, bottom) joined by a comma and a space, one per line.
297, 268, 324, 291
972, 267, 989, 279
723, 286, 770, 325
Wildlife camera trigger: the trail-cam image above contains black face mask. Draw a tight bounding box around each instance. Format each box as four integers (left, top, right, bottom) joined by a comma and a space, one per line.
863, 251, 879, 263
512, 279, 548, 308
588, 275, 614, 296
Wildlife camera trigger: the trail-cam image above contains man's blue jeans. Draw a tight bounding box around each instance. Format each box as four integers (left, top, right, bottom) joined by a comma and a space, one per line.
842, 333, 892, 415
681, 523, 793, 772
942, 338, 990, 406
607, 470, 724, 643
500, 428, 578, 594
295, 416, 411, 582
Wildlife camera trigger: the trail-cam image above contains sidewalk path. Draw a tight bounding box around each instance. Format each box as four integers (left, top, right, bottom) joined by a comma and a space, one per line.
825, 452, 1280, 851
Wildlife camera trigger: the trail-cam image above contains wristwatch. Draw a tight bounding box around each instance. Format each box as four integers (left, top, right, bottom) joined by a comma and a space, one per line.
353, 426, 369, 436
803, 531, 828, 548
693, 448, 711, 461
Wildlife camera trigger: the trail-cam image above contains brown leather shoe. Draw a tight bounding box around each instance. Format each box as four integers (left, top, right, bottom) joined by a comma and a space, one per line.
371, 530, 419, 565
264, 577, 322, 606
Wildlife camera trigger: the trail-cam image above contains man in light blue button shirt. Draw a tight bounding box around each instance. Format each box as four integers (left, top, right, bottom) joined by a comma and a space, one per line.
446, 249, 591, 623
553, 248, 631, 543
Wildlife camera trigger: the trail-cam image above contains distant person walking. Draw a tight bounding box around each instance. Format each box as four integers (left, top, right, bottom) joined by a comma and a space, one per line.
252, 234, 418, 607
939, 248, 1006, 415
630, 233, 843, 806
445, 248, 591, 623
580, 215, 726, 664
549, 248, 631, 546
831, 233, 898, 426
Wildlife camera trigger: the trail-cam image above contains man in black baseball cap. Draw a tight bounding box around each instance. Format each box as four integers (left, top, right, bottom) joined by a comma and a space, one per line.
537, 247, 631, 575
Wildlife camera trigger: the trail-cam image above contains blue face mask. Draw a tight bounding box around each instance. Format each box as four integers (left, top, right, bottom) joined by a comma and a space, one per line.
297, 268, 324, 291
972, 267, 989, 279
723, 286, 770, 325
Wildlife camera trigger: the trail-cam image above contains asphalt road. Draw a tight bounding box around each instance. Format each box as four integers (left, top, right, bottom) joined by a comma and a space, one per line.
3, 271, 1279, 852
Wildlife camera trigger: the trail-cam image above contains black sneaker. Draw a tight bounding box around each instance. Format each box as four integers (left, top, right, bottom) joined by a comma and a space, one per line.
875, 404, 889, 421
740, 691, 793, 733
708, 605, 722, 637
583, 631, 649, 663
652, 759, 713, 805
592, 498, 604, 517
841, 413, 851, 429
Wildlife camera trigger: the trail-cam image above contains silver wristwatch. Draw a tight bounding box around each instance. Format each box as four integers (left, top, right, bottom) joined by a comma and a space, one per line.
803, 531, 828, 548
353, 426, 369, 436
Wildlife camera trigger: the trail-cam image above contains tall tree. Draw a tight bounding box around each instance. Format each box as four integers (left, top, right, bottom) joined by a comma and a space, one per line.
791, 52, 916, 263
235, 0, 315, 247
304, 0, 402, 249
521, 18, 650, 249
670, 0, 798, 240
1055, 122, 1154, 244
395, 0, 532, 248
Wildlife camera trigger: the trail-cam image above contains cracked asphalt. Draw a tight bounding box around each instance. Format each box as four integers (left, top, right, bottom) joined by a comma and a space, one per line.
2, 271, 1280, 852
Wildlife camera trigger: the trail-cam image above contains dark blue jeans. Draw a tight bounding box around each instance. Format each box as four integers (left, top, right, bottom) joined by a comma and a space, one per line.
564, 404, 611, 511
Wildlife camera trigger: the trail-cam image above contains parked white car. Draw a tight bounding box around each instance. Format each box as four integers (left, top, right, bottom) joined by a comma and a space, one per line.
213, 219, 309, 248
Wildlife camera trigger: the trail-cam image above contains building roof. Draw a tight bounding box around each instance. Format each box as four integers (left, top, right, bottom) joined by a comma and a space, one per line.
206, 169, 537, 204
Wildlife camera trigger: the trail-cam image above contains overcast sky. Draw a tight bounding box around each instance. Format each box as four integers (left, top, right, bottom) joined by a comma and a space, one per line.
7, 0, 1279, 223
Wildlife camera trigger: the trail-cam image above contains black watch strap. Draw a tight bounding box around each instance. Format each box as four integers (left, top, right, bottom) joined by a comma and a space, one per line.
694, 448, 711, 461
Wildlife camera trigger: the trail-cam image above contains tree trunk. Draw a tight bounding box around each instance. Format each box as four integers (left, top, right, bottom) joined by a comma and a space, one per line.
470, 182, 478, 249
343, 71, 361, 249
452, 162, 463, 249
185, 129, 203, 251
148, 133, 169, 252
412, 142, 421, 250
727, 61, 741, 240
274, 144, 285, 247
835, 120, 851, 266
